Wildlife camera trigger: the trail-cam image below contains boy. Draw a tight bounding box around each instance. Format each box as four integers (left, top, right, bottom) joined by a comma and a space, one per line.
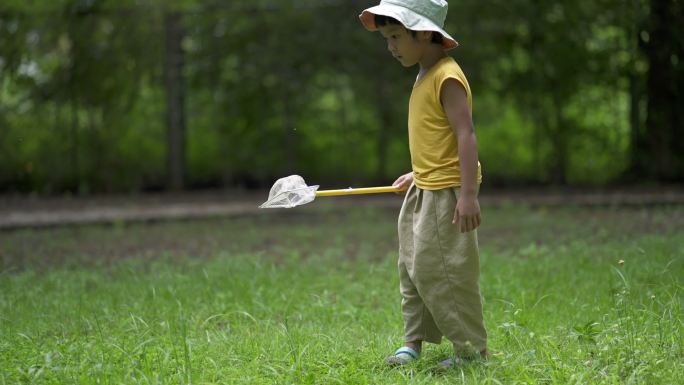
359, 0, 488, 368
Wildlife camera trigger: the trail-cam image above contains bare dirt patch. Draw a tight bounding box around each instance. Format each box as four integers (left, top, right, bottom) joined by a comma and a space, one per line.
1, 188, 683, 271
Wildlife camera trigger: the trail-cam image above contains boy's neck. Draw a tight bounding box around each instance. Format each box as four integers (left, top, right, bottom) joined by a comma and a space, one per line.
418, 46, 448, 72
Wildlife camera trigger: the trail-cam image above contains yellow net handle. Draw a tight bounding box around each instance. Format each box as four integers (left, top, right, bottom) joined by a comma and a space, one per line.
315, 186, 406, 197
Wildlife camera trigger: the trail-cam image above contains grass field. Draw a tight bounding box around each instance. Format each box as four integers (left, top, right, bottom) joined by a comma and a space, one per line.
1, 202, 683, 384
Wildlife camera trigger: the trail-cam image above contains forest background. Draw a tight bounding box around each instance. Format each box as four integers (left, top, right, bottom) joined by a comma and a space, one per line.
1, 0, 682, 195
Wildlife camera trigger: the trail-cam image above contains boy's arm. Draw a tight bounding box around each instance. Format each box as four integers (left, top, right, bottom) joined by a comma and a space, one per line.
441, 78, 481, 233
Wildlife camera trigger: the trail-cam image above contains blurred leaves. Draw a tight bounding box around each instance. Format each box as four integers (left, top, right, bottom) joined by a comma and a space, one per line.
0, 0, 680, 194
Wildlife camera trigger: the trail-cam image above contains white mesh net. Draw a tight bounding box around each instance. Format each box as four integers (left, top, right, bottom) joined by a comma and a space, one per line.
259, 175, 319, 209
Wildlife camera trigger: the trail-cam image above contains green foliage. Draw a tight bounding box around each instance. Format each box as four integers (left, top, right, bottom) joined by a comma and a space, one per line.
0, 0, 673, 193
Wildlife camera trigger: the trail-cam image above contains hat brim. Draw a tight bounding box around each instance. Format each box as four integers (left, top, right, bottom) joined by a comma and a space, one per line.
359, 4, 459, 50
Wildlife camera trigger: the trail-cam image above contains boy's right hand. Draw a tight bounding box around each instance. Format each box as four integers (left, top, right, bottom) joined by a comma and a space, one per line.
392, 172, 414, 194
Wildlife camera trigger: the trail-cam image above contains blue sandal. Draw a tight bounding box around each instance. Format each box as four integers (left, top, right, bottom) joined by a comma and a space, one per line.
386, 346, 420, 366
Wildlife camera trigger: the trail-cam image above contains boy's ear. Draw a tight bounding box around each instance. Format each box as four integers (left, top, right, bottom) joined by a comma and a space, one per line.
417, 30, 433, 42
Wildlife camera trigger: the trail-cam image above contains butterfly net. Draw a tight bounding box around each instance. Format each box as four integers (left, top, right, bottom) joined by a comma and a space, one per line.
259, 175, 319, 209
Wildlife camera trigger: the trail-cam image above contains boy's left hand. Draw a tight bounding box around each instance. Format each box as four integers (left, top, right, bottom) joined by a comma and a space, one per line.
453, 196, 481, 233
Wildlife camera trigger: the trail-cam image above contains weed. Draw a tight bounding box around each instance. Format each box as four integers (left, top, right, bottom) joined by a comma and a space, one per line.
0, 205, 682, 383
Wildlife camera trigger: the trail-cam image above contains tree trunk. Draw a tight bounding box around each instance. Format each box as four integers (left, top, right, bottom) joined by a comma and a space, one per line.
638, 0, 684, 181
626, 0, 646, 180
547, 91, 567, 185
281, 91, 297, 176
628, 71, 644, 178
70, 96, 80, 192
164, 11, 186, 190
375, 80, 391, 183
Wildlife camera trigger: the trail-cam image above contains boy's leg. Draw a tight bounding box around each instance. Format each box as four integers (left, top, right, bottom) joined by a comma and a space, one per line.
397, 185, 443, 346
399, 259, 443, 345
409, 187, 487, 356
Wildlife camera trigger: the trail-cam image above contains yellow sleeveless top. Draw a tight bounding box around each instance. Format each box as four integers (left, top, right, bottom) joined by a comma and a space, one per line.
408, 56, 482, 190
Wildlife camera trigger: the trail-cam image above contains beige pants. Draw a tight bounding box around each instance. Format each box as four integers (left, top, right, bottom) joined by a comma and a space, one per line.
398, 184, 487, 355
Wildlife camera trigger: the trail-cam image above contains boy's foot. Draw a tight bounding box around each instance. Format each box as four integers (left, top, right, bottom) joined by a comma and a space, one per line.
437, 357, 465, 369
438, 349, 490, 369
386, 346, 420, 366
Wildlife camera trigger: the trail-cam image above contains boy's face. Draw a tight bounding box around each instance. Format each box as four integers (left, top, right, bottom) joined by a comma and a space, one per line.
377, 24, 428, 67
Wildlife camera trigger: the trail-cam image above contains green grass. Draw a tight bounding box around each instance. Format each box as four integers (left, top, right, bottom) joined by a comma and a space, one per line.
1, 204, 683, 384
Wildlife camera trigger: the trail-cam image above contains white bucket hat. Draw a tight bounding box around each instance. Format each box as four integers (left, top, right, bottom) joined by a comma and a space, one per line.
359, 0, 459, 50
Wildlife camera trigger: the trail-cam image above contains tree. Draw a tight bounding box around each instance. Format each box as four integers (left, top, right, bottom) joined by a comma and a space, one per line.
631, 0, 684, 182
164, 10, 187, 190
